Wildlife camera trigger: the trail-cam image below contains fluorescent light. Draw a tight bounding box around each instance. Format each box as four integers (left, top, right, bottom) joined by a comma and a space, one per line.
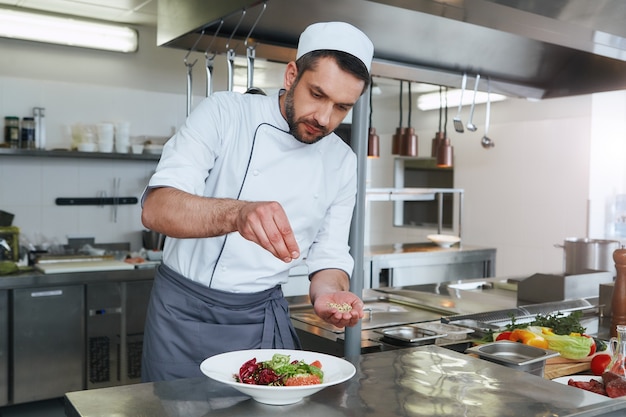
0, 8, 138, 53
417, 88, 506, 111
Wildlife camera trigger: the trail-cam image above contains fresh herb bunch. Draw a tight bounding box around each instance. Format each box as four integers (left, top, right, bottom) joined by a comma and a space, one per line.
501, 311, 586, 335
530, 311, 586, 335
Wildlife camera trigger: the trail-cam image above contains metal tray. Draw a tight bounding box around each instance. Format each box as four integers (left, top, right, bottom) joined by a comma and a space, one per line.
466, 341, 559, 366
374, 326, 447, 343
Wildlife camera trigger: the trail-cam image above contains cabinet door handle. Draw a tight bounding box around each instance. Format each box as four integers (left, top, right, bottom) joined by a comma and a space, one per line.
88, 307, 122, 316
31, 290, 63, 297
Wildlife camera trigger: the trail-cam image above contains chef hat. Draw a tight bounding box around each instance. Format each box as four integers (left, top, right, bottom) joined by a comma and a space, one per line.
296, 22, 374, 72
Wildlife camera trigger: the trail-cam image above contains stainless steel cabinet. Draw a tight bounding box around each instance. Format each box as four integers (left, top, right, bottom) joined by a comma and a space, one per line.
366, 244, 496, 288
12, 285, 85, 404
0, 290, 8, 406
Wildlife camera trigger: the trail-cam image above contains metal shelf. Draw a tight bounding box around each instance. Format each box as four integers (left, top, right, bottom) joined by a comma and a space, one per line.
0, 148, 160, 161
366, 187, 464, 238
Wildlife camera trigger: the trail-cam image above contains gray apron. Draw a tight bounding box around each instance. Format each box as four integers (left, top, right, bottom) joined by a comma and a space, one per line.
141, 263, 301, 382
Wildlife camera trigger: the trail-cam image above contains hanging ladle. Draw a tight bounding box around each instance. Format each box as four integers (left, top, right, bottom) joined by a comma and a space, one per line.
453, 72, 467, 133
204, 19, 224, 97
481, 77, 495, 149
466, 73, 480, 132
183, 30, 204, 116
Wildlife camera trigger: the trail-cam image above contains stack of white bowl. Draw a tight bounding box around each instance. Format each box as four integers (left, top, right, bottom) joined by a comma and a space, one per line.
115, 122, 130, 153
96, 123, 114, 152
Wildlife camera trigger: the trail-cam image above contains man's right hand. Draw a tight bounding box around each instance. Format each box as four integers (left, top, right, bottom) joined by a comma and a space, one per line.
142, 188, 299, 263
236, 201, 300, 263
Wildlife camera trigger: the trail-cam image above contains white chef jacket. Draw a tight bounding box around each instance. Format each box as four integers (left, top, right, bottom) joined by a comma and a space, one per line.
144, 91, 356, 293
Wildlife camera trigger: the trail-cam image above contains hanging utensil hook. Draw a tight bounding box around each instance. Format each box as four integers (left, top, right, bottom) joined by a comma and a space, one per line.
244, 2, 266, 48
244, 2, 267, 90
183, 30, 204, 115
225, 8, 246, 51
183, 29, 204, 66
204, 19, 224, 96
225, 9, 246, 92
204, 19, 224, 58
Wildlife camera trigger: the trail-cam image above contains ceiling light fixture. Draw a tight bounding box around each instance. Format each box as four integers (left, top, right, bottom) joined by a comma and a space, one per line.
391, 80, 405, 155
436, 87, 454, 168
401, 81, 418, 157
0, 8, 138, 53
418, 88, 506, 111
367, 81, 380, 158
431, 86, 445, 158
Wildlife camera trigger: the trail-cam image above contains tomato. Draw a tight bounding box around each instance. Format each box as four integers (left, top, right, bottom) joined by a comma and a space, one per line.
582, 334, 597, 356
310, 360, 322, 369
590, 354, 612, 376
495, 331, 513, 341
284, 374, 322, 386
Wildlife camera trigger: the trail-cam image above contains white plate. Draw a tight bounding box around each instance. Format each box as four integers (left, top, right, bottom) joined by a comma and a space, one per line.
427, 234, 461, 248
200, 349, 356, 405
552, 375, 602, 384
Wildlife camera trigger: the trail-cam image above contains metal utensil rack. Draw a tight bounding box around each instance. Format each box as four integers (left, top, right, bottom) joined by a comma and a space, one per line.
366, 187, 464, 238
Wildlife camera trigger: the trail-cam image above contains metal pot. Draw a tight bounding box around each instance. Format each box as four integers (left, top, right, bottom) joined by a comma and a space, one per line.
556, 237, 620, 276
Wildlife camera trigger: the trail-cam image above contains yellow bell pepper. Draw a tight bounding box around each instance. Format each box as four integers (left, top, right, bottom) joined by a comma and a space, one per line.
509, 329, 550, 349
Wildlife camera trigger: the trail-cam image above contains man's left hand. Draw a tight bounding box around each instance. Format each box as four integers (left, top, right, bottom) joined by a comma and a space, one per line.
312, 291, 364, 328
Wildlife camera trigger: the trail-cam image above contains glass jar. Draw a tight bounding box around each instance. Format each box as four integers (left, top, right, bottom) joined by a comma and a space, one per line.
605, 324, 626, 378
20, 117, 35, 149
4, 116, 19, 148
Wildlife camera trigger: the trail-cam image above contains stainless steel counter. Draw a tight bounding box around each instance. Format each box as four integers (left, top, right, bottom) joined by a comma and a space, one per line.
64, 345, 626, 417
0, 266, 157, 290
365, 243, 496, 287
288, 277, 608, 355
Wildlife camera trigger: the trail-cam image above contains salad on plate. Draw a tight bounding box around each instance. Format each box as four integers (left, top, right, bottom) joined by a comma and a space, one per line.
235, 353, 323, 386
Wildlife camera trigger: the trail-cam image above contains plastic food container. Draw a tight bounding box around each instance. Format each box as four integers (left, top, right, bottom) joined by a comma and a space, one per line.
466, 341, 559, 377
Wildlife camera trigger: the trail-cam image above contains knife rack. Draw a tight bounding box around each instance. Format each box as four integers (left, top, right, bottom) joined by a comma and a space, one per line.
55, 197, 138, 206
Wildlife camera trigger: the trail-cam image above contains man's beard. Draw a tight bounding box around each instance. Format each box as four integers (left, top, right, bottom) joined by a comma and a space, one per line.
284, 87, 329, 144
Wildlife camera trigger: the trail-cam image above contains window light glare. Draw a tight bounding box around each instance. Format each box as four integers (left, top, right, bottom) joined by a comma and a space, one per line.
0, 9, 138, 53
418, 88, 506, 111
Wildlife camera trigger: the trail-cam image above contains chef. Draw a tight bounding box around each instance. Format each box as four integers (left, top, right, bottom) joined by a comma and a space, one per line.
140, 21, 374, 382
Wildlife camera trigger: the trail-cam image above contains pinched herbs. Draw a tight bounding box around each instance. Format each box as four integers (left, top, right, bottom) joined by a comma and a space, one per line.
327, 302, 353, 312
235, 353, 323, 386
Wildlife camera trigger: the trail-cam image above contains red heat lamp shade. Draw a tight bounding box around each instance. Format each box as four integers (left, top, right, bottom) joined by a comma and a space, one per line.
368, 127, 380, 158
436, 137, 454, 167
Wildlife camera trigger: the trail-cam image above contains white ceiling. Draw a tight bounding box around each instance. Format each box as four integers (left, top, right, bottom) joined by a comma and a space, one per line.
0, 0, 158, 26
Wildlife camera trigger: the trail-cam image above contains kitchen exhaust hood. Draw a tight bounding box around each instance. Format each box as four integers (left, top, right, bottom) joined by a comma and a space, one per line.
157, 0, 626, 99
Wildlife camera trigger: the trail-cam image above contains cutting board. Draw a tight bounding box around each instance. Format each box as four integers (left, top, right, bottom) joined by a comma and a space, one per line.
543, 356, 592, 379
36, 260, 135, 274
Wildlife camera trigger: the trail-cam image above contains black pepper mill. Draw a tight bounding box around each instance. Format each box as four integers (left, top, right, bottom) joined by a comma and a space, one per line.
611, 248, 626, 338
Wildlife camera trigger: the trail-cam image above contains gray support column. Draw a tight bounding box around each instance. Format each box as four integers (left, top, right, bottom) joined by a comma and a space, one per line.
345, 87, 369, 359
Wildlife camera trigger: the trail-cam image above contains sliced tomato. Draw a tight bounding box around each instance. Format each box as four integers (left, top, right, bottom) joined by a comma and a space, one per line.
284, 374, 322, 386
310, 360, 322, 369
